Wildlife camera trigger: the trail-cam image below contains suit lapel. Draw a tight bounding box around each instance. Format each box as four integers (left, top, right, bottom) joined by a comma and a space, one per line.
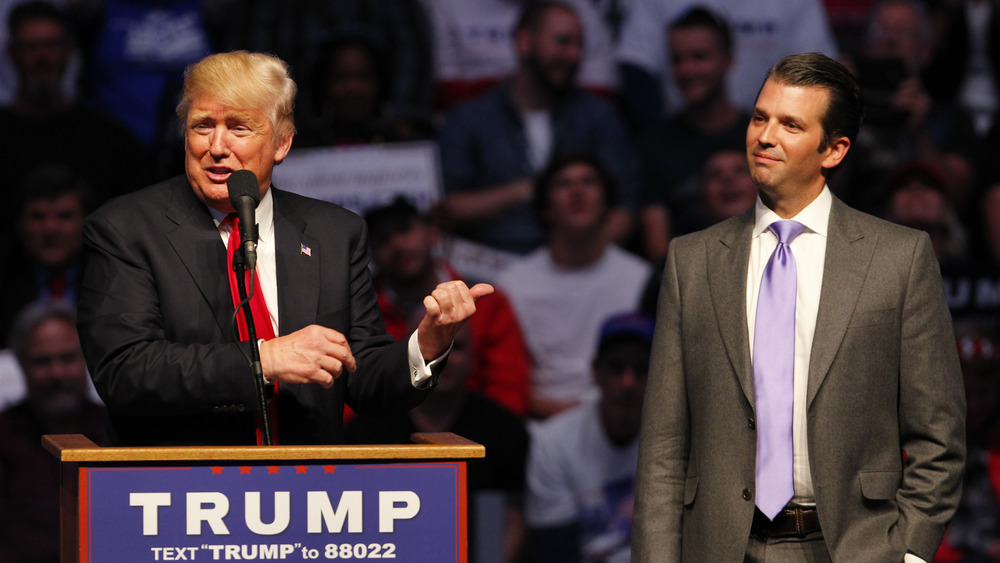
162, 177, 234, 337
272, 189, 321, 336
707, 210, 755, 405
807, 198, 877, 405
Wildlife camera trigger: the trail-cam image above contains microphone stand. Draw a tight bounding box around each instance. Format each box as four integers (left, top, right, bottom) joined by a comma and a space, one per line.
232, 244, 273, 446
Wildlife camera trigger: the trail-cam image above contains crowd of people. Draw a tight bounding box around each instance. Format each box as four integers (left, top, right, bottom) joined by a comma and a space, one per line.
0, 0, 998, 562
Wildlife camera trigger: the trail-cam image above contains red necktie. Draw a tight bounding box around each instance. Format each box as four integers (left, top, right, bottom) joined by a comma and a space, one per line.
50, 273, 66, 300
223, 214, 279, 444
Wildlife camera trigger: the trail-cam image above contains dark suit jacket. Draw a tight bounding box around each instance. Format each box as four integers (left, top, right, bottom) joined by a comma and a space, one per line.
77, 175, 428, 446
632, 197, 966, 562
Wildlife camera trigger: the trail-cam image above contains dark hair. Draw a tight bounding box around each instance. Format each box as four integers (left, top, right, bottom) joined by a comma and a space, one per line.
668, 6, 732, 53
764, 53, 865, 150
308, 26, 389, 116
533, 152, 618, 229
8, 1, 70, 38
15, 164, 93, 214
362, 195, 423, 246
515, 0, 577, 34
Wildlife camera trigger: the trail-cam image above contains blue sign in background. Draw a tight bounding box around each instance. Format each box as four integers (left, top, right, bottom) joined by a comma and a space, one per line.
82, 462, 464, 562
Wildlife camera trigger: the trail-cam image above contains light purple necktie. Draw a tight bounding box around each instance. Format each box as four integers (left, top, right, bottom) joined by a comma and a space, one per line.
753, 219, 806, 520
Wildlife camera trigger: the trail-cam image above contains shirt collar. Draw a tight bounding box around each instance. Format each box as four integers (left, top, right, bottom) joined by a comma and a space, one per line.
752, 185, 832, 239
209, 186, 274, 242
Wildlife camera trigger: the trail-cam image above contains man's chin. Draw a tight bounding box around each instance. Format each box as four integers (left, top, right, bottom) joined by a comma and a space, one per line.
30, 393, 85, 420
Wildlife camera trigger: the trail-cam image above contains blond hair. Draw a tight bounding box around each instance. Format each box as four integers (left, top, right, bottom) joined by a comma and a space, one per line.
176, 51, 296, 141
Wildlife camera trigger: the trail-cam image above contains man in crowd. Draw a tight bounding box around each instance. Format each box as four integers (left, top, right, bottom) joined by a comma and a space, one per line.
498, 153, 649, 419
0, 1, 149, 213
0, 302, 104, 563
616, 0, 837, 126
525, 311, 653, 562
0, 166, 89, 345
637, 7, 749, 259
435, 0, 640, 255
364, 197, 531, 417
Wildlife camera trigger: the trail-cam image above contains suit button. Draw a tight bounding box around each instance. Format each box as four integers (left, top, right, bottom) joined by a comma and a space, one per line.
748, 417, 755, 430
743, 488, 752, 501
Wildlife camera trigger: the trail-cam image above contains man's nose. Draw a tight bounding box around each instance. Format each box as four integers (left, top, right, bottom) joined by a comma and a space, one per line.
756, 121, 777, 146
209, 128, 230, 157
617, 367, 640, 388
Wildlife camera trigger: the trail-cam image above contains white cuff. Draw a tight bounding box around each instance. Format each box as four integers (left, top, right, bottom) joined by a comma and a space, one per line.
407, 331, 450, 388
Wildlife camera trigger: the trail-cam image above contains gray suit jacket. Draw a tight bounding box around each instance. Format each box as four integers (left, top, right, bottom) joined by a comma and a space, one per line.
632, 196, 965, 562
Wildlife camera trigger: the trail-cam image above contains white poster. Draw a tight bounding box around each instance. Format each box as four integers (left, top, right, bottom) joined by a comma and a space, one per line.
273, 141, 442, 215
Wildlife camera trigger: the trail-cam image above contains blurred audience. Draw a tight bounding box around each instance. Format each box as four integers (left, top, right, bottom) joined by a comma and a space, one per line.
925, 0, 1000, 138
498, 154, 650, 420
616, 0, 838, 127
212, 0, 433, 133
524, 311, 652, 563
71, 0, 212, 171
435, 0, 641, 256
636, 7, 749, 260
0, 302, 105, 563
822, 0, 880, 58
0, 0, 78, 105
699, 147, 759, 225
347, 325, 529, 563
294, 30, 432, 148
882, 159, 968, 264
845, 0, 977, 213
364, 197, 531, 418
639, 146, 758, 316
981, 181, 1000, 264
0, 1, 150, 207
420, 0, 618, 113
934, 332, 1000, 563
0, 166, 89, 347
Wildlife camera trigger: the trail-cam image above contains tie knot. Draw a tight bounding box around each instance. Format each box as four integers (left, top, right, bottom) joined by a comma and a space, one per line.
769, 220, 806, 244
222, 213, 239, 229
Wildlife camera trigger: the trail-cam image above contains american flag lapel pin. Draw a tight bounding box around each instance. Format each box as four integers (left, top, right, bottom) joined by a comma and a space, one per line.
300, 243, 312, 257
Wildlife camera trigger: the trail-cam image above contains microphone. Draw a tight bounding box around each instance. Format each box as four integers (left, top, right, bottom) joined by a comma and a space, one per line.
226, 169, 271, 445
227, 169, 261, 272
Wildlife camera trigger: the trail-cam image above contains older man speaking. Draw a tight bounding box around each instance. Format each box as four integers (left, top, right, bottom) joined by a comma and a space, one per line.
77, 51, 492, 446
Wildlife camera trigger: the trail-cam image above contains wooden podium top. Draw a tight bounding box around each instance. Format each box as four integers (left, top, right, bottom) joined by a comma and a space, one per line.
43, 432, 485, 463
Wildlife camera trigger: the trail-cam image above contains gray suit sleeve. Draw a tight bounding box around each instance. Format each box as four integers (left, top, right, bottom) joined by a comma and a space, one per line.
895, 232, 966, 559
632, 243, 689, 561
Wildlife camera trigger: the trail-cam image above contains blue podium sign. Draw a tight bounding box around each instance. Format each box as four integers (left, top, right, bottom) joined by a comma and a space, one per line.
78, 462, 467, 562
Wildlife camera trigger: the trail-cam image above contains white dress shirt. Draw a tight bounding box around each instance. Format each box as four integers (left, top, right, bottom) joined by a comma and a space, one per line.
211, 189, 436, 387
746, 186, 831, 505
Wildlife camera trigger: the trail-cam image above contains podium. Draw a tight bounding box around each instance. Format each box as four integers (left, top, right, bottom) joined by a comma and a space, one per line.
44, 433, 485, 563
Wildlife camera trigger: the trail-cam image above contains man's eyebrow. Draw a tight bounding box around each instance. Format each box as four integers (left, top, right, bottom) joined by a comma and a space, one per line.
187, 110, 262, 127
187, 111, 212, 123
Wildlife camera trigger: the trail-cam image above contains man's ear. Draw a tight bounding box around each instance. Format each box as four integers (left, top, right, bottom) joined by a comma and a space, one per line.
514, 28, 532, 59
821, 136, 850, 170
274, 132, 294, 164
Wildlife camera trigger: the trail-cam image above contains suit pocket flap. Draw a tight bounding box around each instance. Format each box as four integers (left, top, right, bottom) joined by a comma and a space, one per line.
858, 470, 901, 500
683, 474, 698, 506
849, 307, 898, 328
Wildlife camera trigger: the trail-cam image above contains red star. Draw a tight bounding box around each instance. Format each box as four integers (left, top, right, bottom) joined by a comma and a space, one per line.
239, 466, 252, 475
267, 466, 280, 474
211, 467, 223, 475
296, 466, 308, 474
323, 465, 336, 474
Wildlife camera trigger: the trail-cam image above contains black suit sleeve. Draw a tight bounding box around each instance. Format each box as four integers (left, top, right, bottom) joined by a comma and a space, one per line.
77, 205, 259, 418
